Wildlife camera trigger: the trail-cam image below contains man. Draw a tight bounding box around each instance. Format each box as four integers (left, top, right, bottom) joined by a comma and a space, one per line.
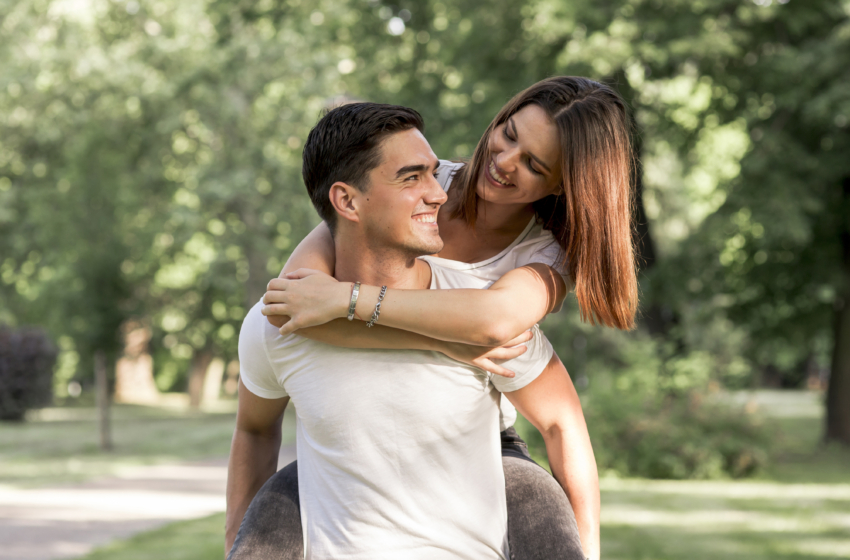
227, 103, 597, 559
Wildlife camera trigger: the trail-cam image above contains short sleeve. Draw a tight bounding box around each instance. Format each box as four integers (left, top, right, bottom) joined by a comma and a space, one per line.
526, 239, 570, 290
238, 302, 289, 399
489, 325, 554, 394
435, 160, 465, 193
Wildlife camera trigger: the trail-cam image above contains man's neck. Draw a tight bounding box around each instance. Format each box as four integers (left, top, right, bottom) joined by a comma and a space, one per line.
334, 237, 431, 290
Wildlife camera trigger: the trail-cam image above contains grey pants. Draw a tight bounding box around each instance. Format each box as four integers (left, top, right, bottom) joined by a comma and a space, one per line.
229, 428, 585, 559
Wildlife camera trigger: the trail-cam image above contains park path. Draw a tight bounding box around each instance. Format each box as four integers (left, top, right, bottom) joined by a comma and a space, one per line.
0, 444, 297, 560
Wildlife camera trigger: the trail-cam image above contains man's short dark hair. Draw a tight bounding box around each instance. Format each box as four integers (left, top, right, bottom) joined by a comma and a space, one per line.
302, 102, 425, 232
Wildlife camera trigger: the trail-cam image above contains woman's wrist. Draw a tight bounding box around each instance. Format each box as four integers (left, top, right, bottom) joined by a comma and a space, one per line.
337, 281, 355, 319
353, 284, 384, 323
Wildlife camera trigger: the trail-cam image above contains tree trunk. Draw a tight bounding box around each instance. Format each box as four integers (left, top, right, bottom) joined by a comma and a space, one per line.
825, 177, 850, 445
94, 350, 112, 451
241, 205, 269, 310
188, 347, 214, 409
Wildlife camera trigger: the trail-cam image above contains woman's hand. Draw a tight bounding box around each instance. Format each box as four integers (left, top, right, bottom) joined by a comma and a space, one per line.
439, 330, 533, 378
262, 269, 351, 335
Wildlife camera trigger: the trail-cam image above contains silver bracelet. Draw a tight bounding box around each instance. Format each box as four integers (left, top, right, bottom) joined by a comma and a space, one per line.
347, 281, 361, 321
366, 285, 387, 328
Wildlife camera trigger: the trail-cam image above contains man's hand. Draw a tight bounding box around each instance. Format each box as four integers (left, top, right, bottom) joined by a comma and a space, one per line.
262, 269, 350, 335
439, 330, 533, 378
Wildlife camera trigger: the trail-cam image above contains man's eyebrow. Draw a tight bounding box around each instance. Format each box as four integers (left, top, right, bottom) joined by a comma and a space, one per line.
395, 160, 440, 178
509, 118, 552, 173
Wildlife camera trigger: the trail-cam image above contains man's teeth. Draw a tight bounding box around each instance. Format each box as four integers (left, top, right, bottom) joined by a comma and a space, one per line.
489, 161, 512, 186
413, 214, 436, 223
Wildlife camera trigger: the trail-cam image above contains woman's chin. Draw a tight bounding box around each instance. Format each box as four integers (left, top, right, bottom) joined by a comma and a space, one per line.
476, 178, 514, 205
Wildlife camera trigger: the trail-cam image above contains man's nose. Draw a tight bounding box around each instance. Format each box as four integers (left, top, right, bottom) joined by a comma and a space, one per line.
425, 173, 448, 206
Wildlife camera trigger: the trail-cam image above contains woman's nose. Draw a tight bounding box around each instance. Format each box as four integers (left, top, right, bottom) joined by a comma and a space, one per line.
495, 147, 520, 171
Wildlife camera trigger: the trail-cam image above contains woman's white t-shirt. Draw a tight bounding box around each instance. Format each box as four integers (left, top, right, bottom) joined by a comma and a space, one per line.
420, 160, 569, 430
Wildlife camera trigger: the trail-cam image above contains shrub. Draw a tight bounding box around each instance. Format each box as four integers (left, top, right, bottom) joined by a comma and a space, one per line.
515, 340, 773, 480
517, 388, 771, 480
0, 327, 58, 421
583, 390, 771, 479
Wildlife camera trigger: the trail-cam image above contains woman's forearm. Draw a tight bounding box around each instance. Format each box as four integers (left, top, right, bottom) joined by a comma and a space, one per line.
352, 264, 566, 346
281, 222, 335, 276
543, 424, 600, 560
504, 354, 599, 560
297, 319, 440, 352
295, 319, 530, 378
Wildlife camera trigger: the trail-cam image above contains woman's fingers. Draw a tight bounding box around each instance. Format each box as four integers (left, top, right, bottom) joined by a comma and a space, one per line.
487, 344, 528, 361
503, 330, 533, 348
279, 320, 300, 336
267, 278, 289, 291
262, 291, 288, 304
480, 360, 516, 378
262, 303, 289, 316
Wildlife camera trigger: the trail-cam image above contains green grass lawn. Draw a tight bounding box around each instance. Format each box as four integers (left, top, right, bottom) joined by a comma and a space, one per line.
597, 390, 850, 560
8, 390, 846, 560
0, 399, 296, 487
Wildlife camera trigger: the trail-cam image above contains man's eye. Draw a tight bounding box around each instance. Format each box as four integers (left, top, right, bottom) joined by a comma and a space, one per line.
406, 174, 418, 181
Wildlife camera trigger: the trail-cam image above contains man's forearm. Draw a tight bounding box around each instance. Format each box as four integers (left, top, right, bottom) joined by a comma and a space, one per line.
542, 426, 600, 560
225, 428, 281, 557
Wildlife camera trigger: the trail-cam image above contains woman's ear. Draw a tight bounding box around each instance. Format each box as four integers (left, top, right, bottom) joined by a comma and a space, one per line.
328, 182, 361, 226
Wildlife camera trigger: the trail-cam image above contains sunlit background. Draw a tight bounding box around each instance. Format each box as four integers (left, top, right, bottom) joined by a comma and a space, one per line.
1, 0, 849, 558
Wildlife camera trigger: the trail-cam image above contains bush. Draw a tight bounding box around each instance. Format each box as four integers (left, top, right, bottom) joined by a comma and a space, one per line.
517, 388, 771, 480
583, 390, 771, 479
0, 327, 57, 420
515, 338, 772, 480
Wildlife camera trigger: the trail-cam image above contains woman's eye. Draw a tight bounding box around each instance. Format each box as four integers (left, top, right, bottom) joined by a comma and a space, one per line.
503, 127, 514, 141
527, 162, 541, 175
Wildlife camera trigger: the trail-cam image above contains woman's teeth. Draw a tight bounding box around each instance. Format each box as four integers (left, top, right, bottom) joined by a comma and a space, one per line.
489, 161, 512, 186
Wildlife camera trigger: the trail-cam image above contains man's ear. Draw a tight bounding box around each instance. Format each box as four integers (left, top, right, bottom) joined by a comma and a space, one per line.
328, 182, 362, 226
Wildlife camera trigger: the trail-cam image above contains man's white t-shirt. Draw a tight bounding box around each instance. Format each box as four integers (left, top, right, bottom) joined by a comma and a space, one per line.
238, 266, 554, 559
424, 160, 569, 430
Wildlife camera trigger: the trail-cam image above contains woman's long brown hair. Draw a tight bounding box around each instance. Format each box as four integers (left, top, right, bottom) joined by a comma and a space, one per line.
453, 76, 638, 330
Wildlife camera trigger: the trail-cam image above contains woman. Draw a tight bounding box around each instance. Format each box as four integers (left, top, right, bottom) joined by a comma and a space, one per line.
245, 77, 636, 560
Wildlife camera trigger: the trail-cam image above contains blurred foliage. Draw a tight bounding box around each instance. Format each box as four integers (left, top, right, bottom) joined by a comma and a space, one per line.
0, 327, 57, 420
0, 0, 848, 446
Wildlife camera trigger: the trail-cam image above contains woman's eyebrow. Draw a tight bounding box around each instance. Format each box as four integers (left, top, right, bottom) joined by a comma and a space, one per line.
509, 117, 552, 173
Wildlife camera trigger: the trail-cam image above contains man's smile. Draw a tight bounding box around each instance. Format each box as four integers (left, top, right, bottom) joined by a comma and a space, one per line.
412, 211, 438, 225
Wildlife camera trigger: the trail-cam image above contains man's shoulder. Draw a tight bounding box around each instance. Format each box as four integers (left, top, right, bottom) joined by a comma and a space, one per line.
240, 302, 310, 354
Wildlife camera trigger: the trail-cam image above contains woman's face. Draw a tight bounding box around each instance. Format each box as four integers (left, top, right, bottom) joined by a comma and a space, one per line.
476, 104, 563, 205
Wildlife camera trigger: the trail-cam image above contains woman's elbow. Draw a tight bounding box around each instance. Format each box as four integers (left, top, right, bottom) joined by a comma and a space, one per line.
475, 320, 521, 347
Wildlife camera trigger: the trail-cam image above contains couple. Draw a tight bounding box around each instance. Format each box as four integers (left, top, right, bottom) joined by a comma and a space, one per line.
227, 76, 637, 560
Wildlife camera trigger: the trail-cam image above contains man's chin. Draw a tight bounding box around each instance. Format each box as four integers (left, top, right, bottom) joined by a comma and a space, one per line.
403, 236, 444, 258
